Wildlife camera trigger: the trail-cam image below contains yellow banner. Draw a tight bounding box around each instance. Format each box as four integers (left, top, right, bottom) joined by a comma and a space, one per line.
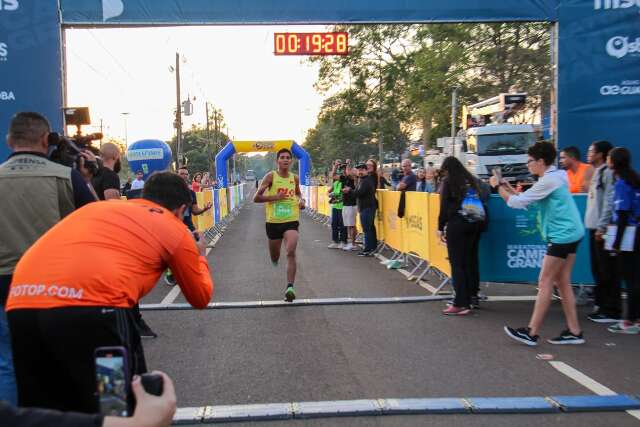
381, 190, 403, 252
199, 190, 214, 230
311, 186, 318, 210
403, 192, 430, 260
219, 188, 228, 218
318, 186, 330, 217
375, 190, 385, 242
427, 193, 451, 277
232, 140, 294, 153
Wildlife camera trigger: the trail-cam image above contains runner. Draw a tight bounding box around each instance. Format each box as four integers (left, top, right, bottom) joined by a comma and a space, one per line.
253, 148, 305, 302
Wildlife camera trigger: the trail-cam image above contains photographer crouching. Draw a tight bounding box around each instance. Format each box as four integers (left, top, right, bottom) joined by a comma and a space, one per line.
0, 112, 97, 405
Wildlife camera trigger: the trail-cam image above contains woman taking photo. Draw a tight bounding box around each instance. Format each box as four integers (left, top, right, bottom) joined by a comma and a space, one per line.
491, 141, 585, 346
437, 157, 485, 315
606, 147, 640, 334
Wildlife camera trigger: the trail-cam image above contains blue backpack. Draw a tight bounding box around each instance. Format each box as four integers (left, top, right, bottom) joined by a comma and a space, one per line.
459, 188, 486, 223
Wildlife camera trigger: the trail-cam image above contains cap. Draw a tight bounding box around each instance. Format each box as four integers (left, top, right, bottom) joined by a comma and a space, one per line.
355, 163, 367, 169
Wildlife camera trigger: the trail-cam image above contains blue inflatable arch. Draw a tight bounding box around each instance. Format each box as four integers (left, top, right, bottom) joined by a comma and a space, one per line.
215, 140, 311, 188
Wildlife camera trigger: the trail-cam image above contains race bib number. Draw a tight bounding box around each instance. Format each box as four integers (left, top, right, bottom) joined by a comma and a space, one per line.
273, 201, 293, 219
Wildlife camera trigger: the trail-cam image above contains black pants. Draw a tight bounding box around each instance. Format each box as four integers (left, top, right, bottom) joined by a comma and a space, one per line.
8, 306, 147, 413
617, 235, 640, 321
446, 218, 481, 308
589, 230, 621, 317
331, 208, 347, 243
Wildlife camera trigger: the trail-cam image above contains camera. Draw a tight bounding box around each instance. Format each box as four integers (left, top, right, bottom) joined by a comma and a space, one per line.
47, 132, 102, 175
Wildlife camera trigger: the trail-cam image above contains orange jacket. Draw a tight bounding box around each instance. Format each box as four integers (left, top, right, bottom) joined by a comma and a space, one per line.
567, 162, 591, 193
7, 199, 213, 311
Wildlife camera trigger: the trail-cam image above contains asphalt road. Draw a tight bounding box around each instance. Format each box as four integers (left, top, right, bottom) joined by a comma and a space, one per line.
140, 202, 640, 426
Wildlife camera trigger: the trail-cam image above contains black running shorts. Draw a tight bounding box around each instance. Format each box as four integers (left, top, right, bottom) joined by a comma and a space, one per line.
265, 221, 299, 240
546, 239, 581, 259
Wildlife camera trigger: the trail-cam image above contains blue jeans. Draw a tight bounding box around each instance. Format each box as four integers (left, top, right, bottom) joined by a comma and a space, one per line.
331, 208, 347, 243
0, 274, 16, 405
359, 207, 378, 252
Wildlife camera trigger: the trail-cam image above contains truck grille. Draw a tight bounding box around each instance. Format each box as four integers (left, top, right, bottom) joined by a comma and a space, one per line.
487, 163, 529, 177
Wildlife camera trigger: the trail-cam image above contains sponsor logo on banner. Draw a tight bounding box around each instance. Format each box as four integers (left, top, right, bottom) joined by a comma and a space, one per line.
407, 214, 423, 232
0, 91, 15, 101
0, 0, 18, 11
102, 0, 124, 22
127, 148, 164, 161
595, 0, 640, 10
600, 80, 640, 95
0, 42, 6, 61
507, 244, 547, 269
606, 36, 640, 59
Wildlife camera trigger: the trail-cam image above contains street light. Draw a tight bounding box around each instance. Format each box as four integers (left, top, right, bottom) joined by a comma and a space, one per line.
121, 112, 130, 145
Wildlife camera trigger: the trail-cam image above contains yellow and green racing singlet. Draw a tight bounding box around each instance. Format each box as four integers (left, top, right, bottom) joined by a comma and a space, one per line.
265, 170, 299, 223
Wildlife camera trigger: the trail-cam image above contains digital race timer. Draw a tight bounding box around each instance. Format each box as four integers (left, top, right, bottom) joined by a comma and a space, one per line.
274, 32, 348, 56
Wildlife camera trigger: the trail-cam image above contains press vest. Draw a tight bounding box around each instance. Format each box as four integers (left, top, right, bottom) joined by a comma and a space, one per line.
567, 162, 590, 193
265, 170, 299, 223
0, 153, 75, 275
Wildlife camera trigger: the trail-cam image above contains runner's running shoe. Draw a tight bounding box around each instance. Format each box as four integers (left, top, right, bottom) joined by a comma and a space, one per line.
285, 285, 296, 302
547, 329, 585, 345
504, 326, 538, 346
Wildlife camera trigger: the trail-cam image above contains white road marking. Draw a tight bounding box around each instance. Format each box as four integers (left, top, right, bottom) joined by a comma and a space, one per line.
549, 361, 640, 421
161, 285, 182, 306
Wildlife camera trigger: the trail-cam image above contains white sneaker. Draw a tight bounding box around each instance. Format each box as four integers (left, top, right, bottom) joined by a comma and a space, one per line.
342, 243, 353, 251
327, 242, 340, 249
338, 242, 346, 249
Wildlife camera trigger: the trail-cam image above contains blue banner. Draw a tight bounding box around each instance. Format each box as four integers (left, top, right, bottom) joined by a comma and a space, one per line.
0, 1, 63, 162
479, 195, 592, 285
59, 1, 557, 24
557, 0, 640, 167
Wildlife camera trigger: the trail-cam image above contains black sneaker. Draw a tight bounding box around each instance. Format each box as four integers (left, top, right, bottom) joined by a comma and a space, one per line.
547, 329, 585, 345
587, 313, 620, 324
470, 296, 480, 309
504, 326, 538, 346
137, 318, 158, 339
357, 251, 373, 257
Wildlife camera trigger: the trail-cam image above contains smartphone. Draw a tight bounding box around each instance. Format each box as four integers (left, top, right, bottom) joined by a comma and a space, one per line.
95, 346, 130, 417
492, 167, 502, 181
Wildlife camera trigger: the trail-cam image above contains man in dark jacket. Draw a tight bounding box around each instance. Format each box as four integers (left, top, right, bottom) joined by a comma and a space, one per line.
344, 163, 378, 256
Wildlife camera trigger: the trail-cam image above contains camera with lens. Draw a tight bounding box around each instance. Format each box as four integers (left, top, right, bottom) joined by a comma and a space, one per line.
47, 107, 102, 175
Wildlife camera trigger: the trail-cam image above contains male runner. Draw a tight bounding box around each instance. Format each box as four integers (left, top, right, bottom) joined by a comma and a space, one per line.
254, 148, 305, 302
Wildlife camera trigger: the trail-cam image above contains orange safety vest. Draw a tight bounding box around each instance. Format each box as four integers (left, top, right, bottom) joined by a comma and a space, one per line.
567, 162, 590, 193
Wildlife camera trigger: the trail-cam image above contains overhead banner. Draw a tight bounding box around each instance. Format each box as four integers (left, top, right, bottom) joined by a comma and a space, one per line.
557, 0, 640, 167
59, 1, 557, 24
0, 1, 63, 162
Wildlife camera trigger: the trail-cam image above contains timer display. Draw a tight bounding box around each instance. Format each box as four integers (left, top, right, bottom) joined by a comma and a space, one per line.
274, 32, 348, 56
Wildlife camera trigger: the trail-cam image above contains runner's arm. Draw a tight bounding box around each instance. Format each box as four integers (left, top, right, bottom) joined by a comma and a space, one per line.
254, 173, 284, 203
295, 175, 305, 208
168, 232, 213, 309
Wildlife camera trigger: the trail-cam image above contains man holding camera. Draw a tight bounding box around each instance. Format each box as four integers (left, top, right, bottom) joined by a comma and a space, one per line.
5, 171, 214, 413
0, 112, 96, 405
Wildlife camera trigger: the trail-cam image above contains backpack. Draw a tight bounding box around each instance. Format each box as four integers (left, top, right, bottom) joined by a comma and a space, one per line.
458, 187, 486, 223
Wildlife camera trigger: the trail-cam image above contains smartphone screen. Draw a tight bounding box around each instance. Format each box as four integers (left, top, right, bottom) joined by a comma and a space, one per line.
95, 347, 129, 417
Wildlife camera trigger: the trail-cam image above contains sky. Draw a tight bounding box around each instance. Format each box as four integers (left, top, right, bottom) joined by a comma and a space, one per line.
65, 25, 330, 147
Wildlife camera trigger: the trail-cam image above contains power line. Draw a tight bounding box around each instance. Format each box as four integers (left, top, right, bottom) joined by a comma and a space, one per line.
86, 29, 138, 82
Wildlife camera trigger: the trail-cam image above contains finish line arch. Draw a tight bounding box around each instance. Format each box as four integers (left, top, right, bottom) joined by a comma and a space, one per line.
215, 140, 311, 188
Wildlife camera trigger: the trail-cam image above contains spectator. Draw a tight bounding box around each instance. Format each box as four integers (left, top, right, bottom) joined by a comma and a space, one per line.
1, 371, 176, 427
395, 159, 417, 191
130, 170, 145, 191
492, 141, 585, 346
378, 172, 391, 189
192, 172, 202, 192
6, 172, 213, 412
560, 146, 594, 193
327, 160, 347, 249
177, 167, 213, 233
606, 147, 640, 334
437, 157, 486, 315
92, 142, 121, 200
0, 112, 96, 405
390, 168, 402, 190
122, 177, 132, 195
424, 164, 437, 193
341, 161, 358, 251
344, 160, 378, 256
416, 168, 427, 192
584, 141, 620, 324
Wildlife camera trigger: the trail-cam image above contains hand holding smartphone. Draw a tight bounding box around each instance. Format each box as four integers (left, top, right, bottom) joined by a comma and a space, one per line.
95, 346, 130, 417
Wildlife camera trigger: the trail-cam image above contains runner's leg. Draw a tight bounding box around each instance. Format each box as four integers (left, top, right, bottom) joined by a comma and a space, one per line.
268, 238, 282, 264
283, 229, 299, 284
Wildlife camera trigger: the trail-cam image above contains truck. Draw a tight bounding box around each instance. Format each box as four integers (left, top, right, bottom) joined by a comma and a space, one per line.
434, 93, 540, 181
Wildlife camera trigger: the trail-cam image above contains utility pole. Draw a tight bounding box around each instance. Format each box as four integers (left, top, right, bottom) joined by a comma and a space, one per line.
174, 52, 183, 167
378, 61, 384, 166
451, 86, 459, 138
